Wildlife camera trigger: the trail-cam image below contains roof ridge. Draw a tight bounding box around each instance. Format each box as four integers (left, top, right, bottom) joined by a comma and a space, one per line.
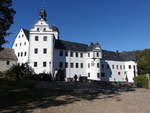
58, 39, 88, 46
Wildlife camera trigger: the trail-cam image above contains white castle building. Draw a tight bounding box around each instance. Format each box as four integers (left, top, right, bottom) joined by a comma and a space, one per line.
12, 9, 138, 82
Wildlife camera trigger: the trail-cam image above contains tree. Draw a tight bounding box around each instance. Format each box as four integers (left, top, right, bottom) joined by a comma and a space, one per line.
136, 49, 150, 74
0, 0, 15, 48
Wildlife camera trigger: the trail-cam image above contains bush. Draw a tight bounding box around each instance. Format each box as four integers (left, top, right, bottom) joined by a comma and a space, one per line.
134, 74, 148, 89
0, 71, 4, 78
79, 76, 88, 83
3, 69, 17, 80
39, 73, 52, 81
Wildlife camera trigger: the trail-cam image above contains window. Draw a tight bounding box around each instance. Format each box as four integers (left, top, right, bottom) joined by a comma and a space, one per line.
20, 43, 22, 46
18, 52, 20, 57
118, 72, 121, 75
21, 52, 23, 57
91, 62, 94, 66
43, 28, 46, 31
24, 42, 26, 45
101, 73, 105, 77
35, 36, 39, 41
6, 61, 10, 65
70, 52, 73, 57
43, 62, 46, 67
59, 50, 63, 56
112, 65, 114, 69
101, 64, 104, 69
80, 53, 83, 57
124, 72, 126, 74
97, 73, 100, 78
88, 53, 90, 57
43, 48, 47, 54
116, 65, 119, 69
120, 65, 122, 69
37, 28, 39, 31
107, 64, 109, 69
88, 63, 90, 68
43, 36, 47, 41
34, 48, 38, 54
76, 63, 78, 68
129, 65, 131, 69
97, 63, 100, 68
97, 52, 99, 57
22, 34, 24, 37
24, 52, 27, 56
65, 51, 68, 56
34, 62, 37, 67
59, 62, 63, 68
15, 44, 17, 47
88, 73, 90, 77
123, 65, 125, 69
76, 52, 78, 57
80, 63, 83, 68
65, 62, 68, 68
70, 63, 74, 68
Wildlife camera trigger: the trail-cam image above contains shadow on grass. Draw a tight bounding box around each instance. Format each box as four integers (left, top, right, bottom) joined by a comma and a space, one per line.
0, 79, 136, 113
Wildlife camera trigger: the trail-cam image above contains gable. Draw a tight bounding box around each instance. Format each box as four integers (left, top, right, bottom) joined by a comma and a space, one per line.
12, 28, 29, 48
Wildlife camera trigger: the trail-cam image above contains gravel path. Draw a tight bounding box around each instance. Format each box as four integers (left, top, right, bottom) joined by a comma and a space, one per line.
31, 88, 150, 113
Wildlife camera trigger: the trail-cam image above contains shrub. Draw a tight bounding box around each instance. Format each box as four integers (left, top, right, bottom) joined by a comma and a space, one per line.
134, 74, 148, 89
3, 69, 17, 80
39, 73, 52, 81
0, 71, 4, 78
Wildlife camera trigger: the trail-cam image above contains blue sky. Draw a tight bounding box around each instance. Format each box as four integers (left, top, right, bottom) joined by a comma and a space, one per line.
4, 0, 150, 51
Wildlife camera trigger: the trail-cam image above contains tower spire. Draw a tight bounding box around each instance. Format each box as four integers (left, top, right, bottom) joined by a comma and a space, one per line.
39, 9, 47, 21
39, 0, 47, 21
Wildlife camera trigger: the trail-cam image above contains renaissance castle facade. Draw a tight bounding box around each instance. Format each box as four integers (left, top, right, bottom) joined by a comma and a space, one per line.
12, 9, 138, 82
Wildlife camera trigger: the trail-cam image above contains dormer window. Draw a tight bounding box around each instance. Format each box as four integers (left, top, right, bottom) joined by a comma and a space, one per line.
43, 28, 46, 31
37, 28, 40, 31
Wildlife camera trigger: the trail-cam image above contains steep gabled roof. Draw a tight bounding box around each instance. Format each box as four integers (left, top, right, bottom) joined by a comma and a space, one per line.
22, 28, 29, 40
0, 48, 17, 60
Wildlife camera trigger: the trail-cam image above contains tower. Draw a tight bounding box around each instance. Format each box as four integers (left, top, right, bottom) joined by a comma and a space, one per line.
28, 9, 58, 74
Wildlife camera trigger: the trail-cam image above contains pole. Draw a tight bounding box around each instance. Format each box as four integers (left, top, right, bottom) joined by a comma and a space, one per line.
146, 73, 150, 89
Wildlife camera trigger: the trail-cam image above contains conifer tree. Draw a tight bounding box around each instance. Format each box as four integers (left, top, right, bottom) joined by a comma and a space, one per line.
0, 0, 15, 48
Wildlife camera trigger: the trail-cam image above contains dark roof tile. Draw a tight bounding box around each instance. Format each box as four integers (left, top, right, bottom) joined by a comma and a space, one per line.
102, 50, 136, 61
55, 40, 136, 61
0, 48, 17, 60
22, 28, 29, 40
54, 40, 90, 51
